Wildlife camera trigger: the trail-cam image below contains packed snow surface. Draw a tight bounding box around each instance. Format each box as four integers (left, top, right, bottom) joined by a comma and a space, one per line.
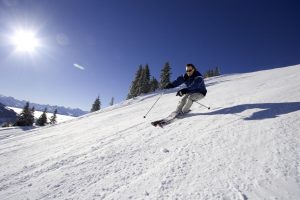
0, 65, 300, 199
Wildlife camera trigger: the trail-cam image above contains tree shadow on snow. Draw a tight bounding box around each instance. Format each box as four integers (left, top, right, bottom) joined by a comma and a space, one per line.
189, 102, 300, 120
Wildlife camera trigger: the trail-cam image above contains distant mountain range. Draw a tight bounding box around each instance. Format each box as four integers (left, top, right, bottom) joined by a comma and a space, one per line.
0, 95, 88, 117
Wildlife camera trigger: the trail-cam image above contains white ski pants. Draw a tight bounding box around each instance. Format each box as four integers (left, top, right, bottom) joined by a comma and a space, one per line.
176, 93, 205, 113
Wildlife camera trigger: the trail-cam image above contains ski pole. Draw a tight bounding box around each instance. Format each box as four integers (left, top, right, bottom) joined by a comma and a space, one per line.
194, 101, 211, 110
143, 92, 164, 118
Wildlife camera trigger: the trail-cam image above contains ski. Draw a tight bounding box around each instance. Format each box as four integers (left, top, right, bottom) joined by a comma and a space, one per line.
151, 119, 172, 128
151, 110, 191, 128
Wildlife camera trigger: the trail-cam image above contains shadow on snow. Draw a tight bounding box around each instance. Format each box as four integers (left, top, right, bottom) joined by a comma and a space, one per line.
190, 102, 300, 120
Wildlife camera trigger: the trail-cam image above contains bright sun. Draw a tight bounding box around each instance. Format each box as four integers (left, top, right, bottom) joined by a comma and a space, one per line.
10, 29, 40, 53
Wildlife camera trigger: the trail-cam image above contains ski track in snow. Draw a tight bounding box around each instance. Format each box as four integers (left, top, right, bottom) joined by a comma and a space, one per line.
0, 65, 300, 199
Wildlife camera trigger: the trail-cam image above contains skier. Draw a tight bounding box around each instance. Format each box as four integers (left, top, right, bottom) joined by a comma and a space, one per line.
164, 63, 207, 115
151, 63, 207, 127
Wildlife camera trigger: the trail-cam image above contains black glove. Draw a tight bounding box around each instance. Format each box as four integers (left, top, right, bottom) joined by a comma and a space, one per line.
176, 88, 188, 97
164, 83, 174, 89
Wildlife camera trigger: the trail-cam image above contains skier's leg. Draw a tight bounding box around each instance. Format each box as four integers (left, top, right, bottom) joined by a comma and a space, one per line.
175, 94, 189, 113
182, 93, 204, 113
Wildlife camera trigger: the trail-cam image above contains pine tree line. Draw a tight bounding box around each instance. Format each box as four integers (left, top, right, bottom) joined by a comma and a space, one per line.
127, 62, 171, 99
90, 96, 115, 113
204, 66, 221, 78
14, 102, 57, 127
127, 64, 158, 99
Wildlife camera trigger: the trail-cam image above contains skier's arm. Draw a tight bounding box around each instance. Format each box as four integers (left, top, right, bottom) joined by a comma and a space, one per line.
171, 75, 185, 88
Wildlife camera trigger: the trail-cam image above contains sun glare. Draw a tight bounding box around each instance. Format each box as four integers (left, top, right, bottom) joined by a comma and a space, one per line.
10, 29, 40, 53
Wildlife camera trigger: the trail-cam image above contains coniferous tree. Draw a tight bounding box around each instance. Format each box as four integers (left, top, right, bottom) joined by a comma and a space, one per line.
150, 76, 159, 92
91, 96, 101, 112
160, 62, 171, 89
135, 65, 146, 96
204, 67, 221, 78
50, 109, 57, 125
205, 69, 212, 78
15, 102, 34, 126
36, 108, 48, 126
30, 106, 35, 125
209, 69, 214, 77
109, 97, 114, 106
204, 70, 209, 78
127, 65, 143, 99
136, 67, 145, 95
140, 64, 151, 94
214, 66, 221, 76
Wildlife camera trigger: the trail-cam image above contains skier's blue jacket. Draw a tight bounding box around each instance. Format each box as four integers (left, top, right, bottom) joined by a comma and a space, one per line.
171, 70, 207, 96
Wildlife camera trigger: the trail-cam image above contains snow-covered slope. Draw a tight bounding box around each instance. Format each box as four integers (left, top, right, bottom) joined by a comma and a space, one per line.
0, 107, 74, 140
0, 65, 299, 200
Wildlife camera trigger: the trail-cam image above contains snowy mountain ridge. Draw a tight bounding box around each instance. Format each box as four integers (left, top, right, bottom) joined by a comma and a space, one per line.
0, 95, 88, 117
0, 65, 299, 199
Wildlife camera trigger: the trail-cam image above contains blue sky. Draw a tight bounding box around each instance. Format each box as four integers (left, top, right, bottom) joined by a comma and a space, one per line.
0, 0, 299, 111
